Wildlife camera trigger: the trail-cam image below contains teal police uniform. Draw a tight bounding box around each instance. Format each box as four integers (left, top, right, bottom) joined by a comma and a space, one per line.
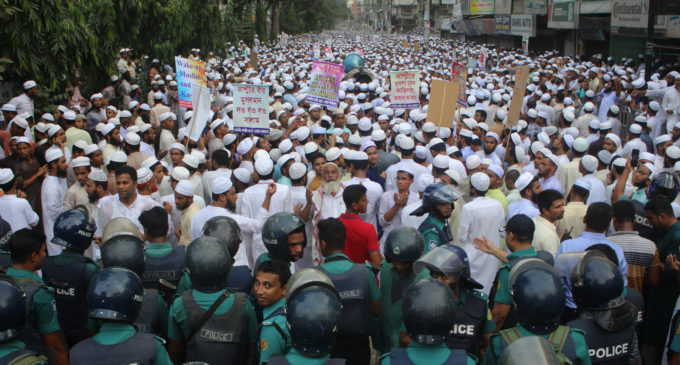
419, 215, 452, 253
0, 339, 47, 364
258, 298, 291, 364
379, 342, 477, 364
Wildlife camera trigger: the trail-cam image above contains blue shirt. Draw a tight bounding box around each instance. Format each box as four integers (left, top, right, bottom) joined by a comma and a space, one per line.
506, 198, 539, 222
556, 231, 628, 308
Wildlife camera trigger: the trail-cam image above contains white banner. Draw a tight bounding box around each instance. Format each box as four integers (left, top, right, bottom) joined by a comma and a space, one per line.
186, 84, 211, 142
233, 84, 270, 135
611, 0, 649, 28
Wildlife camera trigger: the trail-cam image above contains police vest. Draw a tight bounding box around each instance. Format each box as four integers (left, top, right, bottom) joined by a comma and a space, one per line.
496, 326, 580, 365
16, 279, 50, 357
134, 289, 160, 335
388, 346, 466, 365
0, 348, 46, 365
568, 317, 634, 364
267, 356, 345, 365
69, 332, 159, 365
0, 251, 10, 273
446, 290, 487, 356
317, 257, 373, 336
41, 255, 93, 347
418, 219, 452, 249
625, 288, 644, 335
182, 291, 248, 365
631, 200, 654, 240
488, 250, 554, 330
142, 245, 185, 289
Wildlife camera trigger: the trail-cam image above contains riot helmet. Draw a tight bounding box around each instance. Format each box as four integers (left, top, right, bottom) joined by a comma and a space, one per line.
509, 258, 565, 334
102, 217, 143, 243
0, 275, 27, 342
410, 183, 458, 216
262, 212, 306, 261
384, 226, 425, 263
185, 236, 232, 292
413, 244, 483, 289
285, 271, 341, 357
202, 216, 242, 257
88, 267, 144, 323
51, 208, 96, 251
403, 278, 456, 345
647, 171, 680, 201
285, 268, 337, 303
101, 234, 146, 277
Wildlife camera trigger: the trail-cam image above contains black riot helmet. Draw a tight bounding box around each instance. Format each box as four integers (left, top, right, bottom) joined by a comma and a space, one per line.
413, 244, 483, 289
202, 216, 242, 258
510, 258, 565, 334
185, 236, 232, 293
262, 212, 306, 261
570, 250, 625, 310
52, 208, 96, 251
0, 275, 27, 342
384, 226, 425, 263
403, 278, 456, 345
647, 170, 680, 201
285, 269, 341, 357
101, 234, 146, 277
88, 267, 144, 323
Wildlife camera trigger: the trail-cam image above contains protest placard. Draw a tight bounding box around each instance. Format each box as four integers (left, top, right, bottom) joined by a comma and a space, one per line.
389, 70, 420, 109
451, 62, 468, 107
307, 61, 344, 108
186, 84, 211, 142
175, 56, 206, 108
233, 84, 270, 135
313, 42, 320, 59
427, 79, 459, 128
506, 65, 530, 128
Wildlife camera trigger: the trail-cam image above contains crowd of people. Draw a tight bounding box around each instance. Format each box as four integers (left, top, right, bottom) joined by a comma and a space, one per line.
0, 30, 679, 364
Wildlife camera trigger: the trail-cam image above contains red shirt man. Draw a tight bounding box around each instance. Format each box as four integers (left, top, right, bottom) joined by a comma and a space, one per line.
338, 184, 382, 267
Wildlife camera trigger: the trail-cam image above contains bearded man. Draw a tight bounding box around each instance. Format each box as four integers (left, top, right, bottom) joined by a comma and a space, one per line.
309, 162, 346, 265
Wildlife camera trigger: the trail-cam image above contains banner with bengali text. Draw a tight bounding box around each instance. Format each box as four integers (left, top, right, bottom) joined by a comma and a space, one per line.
307, 61, 344, 108
233, 84, 270, 135
390, 70, 420, 109
175, 56, 206, 108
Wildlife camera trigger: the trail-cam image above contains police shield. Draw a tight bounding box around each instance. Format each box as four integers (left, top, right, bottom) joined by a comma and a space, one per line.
501, 336, 560, 365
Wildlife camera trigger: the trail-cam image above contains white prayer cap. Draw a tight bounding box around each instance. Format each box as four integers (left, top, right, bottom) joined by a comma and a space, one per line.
84, 144, 99, 156
236, 138, 254, 156
125, 133, 141, 146
44, 147, 64, 164
432, 155, 450, 169
466, 155, 482, 170
470, 172, 490, 192
141, 157, 160, 170
279, 139, 293, 154
223, 134, 237, 146
573, 137, 589, 153
171, 166, 190, 181
12, 118, 28, 130
488, 164, 504, 178
88, 169, 107, 183
23, 80, 37, 89
47, 124, 63, 138
289, 162, 307, 180
515, 172, 536, 191
212, 177, 232, 195
174, 180, 194, 197
573, 177, 591, 191
136, 167, 153, 185
101, 123, 116, 136
72, 156, 90, 168
232, 168, 251, 184
325, 147, 341, 162
416, 173, 435, 192
169, 143, 186, 153
182, 154, 199, 169
108, 151, 127, 164
580, 155, 598, 173
255, 156, 274, 175
0, 169, 13, 185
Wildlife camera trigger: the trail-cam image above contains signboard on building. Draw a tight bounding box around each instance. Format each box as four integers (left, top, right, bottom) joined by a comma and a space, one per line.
495, 0, 512, 14
470, 0, 495, 15
548, 0, 579, 29
525, 0, 547, 14
668, 15, 680, 38
511, 15, 537, 36
611, 0, 649, 28
494, 15, 512, 34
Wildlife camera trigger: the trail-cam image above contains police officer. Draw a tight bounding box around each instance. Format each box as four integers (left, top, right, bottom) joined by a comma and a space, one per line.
138, 206, 185, 290
411, 244, 495, 357
254, 259, 292, 364
69, 267, 172, 365
41, 208, 99, 347
482, 214, 554, 331
317, 217, 381, 364
380, 278, 476, 364
377, 226, 428, 354
167, 236, 257, 364
0, 217, 12, 271
6, 229, 68, 365
0, 275, 47, 364
483, 259, 591, 365
175, 215, 250, 296
410, 183, 458, 252
567, 251, 641, 364
256, 211, 307, 272
267, 269, 345, 364
100, 234, 168, 337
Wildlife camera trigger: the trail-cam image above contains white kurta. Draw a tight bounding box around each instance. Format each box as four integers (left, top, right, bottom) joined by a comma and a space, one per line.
97, 193, 171, 237
0, 195, 39, 232
41, 176, 67, 255
457, 196, 505, 295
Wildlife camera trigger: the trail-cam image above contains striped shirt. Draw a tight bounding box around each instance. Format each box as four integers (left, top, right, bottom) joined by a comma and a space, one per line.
607, 231, 660, 293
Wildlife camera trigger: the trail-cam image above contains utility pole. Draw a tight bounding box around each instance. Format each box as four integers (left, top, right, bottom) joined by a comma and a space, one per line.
644, 0, 654, 81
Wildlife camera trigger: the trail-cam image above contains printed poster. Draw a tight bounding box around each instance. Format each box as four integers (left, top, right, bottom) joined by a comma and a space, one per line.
307, 61, 344, 108
390, 70, 421, 109
233, 84, 270, 135
175, 56, 206, 108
